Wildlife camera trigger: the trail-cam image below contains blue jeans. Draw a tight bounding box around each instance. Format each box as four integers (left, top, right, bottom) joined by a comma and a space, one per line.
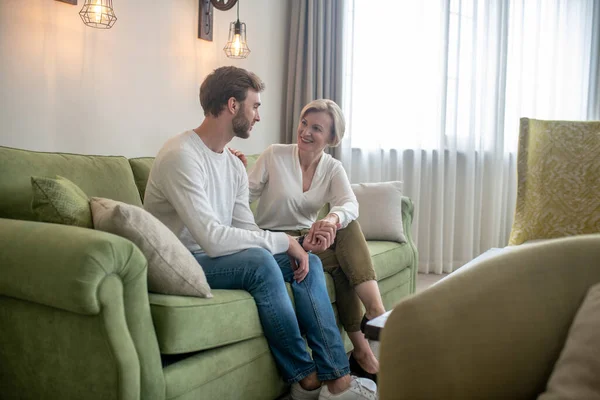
192, 248, 350, 383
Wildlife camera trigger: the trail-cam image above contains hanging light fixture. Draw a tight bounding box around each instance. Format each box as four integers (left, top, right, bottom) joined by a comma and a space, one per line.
223, 0, 250, 59
79, 0, 117, 29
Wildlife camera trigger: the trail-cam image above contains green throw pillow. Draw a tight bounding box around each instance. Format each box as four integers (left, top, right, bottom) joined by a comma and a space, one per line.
31, 175, 92, 228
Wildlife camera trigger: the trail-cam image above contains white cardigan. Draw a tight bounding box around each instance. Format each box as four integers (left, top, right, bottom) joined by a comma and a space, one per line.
248, 144, 359, 231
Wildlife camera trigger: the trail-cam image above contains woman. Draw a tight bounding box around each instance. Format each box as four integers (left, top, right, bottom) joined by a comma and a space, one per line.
239, 99, 385, 380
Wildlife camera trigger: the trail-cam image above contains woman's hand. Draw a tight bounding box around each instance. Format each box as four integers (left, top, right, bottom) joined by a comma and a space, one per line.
304, 214, 341, 253
228, 148, 248, 168
287, 235, 310, 283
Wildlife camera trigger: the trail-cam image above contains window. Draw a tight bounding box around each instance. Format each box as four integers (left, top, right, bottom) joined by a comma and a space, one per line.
345, 0, 597, 152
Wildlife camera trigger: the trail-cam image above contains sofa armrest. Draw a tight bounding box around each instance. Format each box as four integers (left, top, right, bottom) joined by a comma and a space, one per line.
400, 196, 414, 226
0, 218, 165, 400
379, 234, 600, 400
401, 196, 418, 292
1, 218, 146, 314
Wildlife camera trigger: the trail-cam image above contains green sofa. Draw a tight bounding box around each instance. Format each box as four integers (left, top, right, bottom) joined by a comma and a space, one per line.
0, 145, 418, 400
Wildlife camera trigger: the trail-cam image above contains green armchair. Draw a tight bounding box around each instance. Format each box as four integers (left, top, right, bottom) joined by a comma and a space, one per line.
379, 234, 600, 400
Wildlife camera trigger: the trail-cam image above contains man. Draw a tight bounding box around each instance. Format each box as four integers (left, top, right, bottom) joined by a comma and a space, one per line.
144, 66, 376, 400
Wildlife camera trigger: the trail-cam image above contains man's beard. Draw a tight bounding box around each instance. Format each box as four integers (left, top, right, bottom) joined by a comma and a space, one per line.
232, 112, 251, 139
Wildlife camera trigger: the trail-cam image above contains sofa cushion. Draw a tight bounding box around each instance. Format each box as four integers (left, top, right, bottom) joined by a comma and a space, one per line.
31, 175, 93, 228
352, 181, 406, 243
369, 241, 413, 280
129, 157, 154, 203
150, 273, 337, 354
150, 290, 264, 354
91, 197, 212, 298
538, 282, 600, 400
0, 146, 142, 221
245, 154, 259, 171
162, 336, 285, 400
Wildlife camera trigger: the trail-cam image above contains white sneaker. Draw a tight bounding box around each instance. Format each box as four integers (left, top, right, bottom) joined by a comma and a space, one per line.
290, 382, 322, 400
318, 377, 377, 400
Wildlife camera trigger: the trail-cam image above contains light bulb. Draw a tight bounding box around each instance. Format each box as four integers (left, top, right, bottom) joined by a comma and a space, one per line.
79, 0, 117, 29
93, 0, 102, 23
232, 34, 242, 57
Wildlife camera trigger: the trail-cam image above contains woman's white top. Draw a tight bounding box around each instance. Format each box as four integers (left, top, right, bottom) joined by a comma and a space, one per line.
248, 144, 359, 231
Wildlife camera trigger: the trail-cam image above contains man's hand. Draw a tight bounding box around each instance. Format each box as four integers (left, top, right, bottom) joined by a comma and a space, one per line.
302, 237, 325, 253
287, 235, 310, 283
304, 214, 341, 253
228, 148, 248, 168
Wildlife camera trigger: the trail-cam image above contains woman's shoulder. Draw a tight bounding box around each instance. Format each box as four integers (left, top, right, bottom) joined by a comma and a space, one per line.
269, 143, 296, 153
321, 152, 344, 171
266, 144, 296, 160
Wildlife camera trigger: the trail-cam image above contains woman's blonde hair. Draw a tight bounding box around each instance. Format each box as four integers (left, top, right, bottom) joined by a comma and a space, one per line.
299, 99, 345, 147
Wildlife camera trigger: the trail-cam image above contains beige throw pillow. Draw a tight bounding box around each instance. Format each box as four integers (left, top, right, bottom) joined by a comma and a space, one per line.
538, 282, 600, 400
351, 181, 406, 243
90, 197, 212, 298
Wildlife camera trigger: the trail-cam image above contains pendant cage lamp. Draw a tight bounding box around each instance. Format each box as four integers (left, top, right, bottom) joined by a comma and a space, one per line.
223, 1, 250, 59
79, 0, 117, 29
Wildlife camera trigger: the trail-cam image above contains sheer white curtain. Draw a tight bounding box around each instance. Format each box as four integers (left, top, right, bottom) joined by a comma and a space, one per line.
341, 0, 599, 274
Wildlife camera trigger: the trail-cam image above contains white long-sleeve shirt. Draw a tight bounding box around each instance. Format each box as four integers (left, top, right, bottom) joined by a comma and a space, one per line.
248, 144, 359, 231
143, 131, 289, 257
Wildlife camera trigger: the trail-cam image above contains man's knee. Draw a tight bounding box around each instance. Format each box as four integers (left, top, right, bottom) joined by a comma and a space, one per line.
303, 254, 328, 293
243, 247, 274, 264
244, 248, 282, 281
308, 253, 324, 274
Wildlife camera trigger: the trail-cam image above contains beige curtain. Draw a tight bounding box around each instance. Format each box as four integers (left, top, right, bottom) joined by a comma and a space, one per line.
283, 0, 346, 145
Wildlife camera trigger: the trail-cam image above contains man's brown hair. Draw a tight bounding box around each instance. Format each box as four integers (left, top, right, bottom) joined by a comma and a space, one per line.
199, 66, 265, 117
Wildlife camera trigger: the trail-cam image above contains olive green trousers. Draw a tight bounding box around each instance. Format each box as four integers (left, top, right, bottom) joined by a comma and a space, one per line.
285, 220, 376, 333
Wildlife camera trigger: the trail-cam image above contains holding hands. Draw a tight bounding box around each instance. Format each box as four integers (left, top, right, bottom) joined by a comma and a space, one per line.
303, 214, 341, 253
285, 214, 343, 283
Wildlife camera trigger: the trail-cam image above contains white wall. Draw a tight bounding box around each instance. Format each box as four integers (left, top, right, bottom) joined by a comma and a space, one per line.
0, 0, 289, 157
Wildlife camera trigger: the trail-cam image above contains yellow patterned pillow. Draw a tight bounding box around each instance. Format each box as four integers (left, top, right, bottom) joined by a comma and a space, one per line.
509, 118, 600, 245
